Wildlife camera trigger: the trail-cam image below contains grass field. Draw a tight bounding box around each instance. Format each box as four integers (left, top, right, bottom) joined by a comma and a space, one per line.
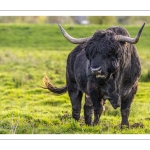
0, 24, 150, 134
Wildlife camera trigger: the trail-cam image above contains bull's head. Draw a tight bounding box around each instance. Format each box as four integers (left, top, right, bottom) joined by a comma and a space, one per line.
85, 30, 122, 79
58, 23, 145, 79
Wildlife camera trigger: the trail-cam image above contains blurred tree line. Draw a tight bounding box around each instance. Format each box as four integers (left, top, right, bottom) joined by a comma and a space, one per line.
0, 16, 149, 25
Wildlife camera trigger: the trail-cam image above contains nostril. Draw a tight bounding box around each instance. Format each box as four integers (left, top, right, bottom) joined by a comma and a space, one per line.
91, 67, 102, 74
97, 67, 101, 71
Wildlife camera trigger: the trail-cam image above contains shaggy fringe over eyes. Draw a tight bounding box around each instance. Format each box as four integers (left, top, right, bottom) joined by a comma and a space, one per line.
85, 30, 121, 57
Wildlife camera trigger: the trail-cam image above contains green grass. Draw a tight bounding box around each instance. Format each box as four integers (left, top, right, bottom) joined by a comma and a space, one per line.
0, 24, 150, 134
0, 23, 149, 50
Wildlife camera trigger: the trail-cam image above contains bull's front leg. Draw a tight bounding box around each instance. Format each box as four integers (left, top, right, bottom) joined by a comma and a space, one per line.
84, 94, 93, 125
93, 100, 103, 125
121, 84, 138, 128
88, 82, 103, 125
121, 107, 130, 128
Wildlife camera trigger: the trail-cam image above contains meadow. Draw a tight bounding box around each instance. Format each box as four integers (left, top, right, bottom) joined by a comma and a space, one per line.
0, 24, 150, 134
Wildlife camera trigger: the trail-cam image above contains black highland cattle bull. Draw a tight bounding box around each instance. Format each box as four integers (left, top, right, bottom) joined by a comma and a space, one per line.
43, 23, 145, 128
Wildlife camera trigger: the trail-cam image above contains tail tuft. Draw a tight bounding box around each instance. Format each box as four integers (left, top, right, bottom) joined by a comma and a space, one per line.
41, 74, 67, 95
42, 74, 53, 89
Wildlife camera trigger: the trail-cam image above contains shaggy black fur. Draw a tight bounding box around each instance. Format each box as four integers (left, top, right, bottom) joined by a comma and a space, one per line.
44, 26, 141, 127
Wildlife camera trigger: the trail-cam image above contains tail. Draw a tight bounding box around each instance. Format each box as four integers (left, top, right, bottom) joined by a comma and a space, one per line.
41, 75, 67, 95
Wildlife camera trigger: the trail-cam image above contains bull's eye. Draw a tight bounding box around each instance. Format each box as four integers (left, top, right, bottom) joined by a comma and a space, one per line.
85, 52, 90, 60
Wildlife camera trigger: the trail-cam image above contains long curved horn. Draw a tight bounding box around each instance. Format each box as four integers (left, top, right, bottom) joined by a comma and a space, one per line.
114, 23, 145, 44
58, 23, 92, 44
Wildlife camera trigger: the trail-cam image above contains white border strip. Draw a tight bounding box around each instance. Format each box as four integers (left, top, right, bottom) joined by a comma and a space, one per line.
0, 10, 150, 16
0, 0, 149, 11
0, 134, 150, 140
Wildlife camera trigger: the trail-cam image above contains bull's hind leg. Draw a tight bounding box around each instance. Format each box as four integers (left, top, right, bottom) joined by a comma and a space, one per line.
68, 83, 83, 121
84, 95, 93, 125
